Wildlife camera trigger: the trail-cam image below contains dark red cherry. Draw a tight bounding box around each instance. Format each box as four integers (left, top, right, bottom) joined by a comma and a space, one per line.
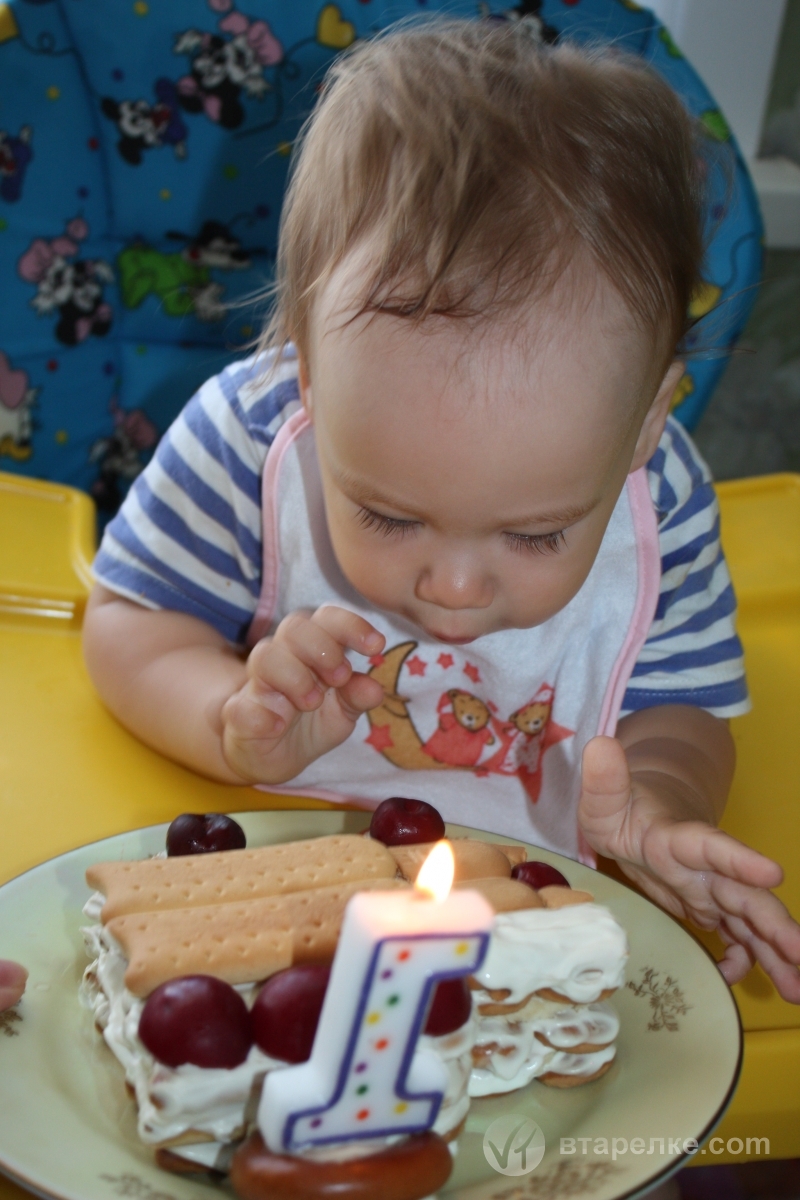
166, 813, 246, 856
139, 975, 253, 1068
512, 861, 570, 890
424, 977, 472, 1037
369, 798, 445, 846
252, 965, 330, 1064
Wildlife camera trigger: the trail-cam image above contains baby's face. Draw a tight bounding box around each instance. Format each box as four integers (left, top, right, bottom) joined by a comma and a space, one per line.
302, 262, 681, 644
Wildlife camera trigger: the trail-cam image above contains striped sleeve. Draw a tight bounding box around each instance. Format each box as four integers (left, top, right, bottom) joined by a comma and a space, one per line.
621, 416, 750, 719
93, 349, 301, 644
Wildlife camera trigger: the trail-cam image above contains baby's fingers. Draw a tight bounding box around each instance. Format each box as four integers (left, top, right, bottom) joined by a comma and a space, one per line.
249, 638, 328, 711
710, 874, 800, 967
669, 823, 783, 890
311, 605, 384, 658
717, 914, 800, 1004
336, 672, 387, 721
0, 960, 27, 1011
715, 938, 754, 987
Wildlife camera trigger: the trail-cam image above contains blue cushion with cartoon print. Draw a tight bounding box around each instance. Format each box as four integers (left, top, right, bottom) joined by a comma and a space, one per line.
0, 0, 762, 517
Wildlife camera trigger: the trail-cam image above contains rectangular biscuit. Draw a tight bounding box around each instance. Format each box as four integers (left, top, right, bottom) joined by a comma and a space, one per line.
486, 843, 527, 867
389, 839, 513, 884
456, 877, 543, 913
89, 834, 398, 921
109, 877, 409, 996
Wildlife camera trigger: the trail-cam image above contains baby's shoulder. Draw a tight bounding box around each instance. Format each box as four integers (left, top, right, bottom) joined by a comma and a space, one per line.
210, 346, 302, 449
645, 414, 714, 529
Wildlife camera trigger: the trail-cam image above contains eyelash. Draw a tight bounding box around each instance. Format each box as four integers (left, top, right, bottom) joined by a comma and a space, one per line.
503, 530, 566, 556
357, 507, 566, 555
357, 507, 420, 539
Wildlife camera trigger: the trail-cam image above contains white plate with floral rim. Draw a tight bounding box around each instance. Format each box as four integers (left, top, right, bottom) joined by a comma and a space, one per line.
0, 810, 741, 1200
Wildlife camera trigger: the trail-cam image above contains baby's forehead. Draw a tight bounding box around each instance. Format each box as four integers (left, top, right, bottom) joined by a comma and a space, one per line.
312, 257, 658, 422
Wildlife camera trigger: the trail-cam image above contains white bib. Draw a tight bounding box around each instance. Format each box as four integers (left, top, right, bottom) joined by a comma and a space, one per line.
248, 411, 660, 862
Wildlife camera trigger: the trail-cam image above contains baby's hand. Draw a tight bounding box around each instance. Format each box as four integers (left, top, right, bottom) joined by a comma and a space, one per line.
0, 960, 27, 1011
220, 606, 385, 785
578, 736, 800, 1004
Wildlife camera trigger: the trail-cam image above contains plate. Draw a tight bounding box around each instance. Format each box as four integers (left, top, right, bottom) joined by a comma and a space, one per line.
0, 811, 742, 1200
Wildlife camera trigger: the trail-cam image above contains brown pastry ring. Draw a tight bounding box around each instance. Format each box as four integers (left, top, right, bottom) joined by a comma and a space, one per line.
230, 1130, 452, 1200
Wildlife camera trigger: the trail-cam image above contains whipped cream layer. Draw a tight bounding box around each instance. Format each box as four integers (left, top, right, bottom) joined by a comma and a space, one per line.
419, 1016, 476, 1141
81, 923, 283, 1146
468, 994, 619, 1096
472, 904, 628, 1005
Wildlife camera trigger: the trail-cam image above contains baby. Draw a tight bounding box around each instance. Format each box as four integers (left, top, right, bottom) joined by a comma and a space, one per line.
83, 22, 800, 1002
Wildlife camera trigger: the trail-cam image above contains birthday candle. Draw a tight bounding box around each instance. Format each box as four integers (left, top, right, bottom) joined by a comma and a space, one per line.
260, 842, 494, 1153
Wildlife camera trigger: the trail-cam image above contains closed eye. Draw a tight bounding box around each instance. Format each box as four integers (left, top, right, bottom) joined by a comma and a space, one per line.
504, 530, 566, 555
356, 506, 420, 539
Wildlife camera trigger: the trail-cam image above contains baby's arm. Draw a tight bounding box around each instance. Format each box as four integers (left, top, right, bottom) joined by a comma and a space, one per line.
578, 705, 800, 1003
83, 586, 385, 784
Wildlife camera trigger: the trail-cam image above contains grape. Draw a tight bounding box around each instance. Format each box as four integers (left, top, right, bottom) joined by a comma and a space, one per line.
511, 861, 570, 890
166, 813, 246, 856
369, 798, 445, 846
252, 965, 330, 1063
139, 975, 253, 1068
424, 977, 472, 1036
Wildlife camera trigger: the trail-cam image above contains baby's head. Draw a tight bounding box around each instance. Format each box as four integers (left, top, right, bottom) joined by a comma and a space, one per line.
264, 20, 704, 643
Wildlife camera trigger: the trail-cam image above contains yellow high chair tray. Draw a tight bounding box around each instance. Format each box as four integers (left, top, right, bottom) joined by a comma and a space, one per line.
0, 470, 798, 1199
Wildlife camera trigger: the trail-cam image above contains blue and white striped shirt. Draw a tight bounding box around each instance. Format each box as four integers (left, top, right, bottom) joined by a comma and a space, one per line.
94, 350, 750, 719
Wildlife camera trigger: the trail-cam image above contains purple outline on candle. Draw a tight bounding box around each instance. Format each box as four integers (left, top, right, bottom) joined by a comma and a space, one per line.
281, 929, 489, 1150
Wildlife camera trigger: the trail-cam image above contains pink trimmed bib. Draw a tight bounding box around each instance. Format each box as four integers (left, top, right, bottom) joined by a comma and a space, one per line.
248, 410, 660, 862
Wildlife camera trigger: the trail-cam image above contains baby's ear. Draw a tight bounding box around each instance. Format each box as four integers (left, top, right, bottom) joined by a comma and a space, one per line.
298, 354, 314, 419
629, 361, 685, 472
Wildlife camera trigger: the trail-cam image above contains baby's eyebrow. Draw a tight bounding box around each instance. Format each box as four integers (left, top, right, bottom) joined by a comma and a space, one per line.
337, 474, 427, 518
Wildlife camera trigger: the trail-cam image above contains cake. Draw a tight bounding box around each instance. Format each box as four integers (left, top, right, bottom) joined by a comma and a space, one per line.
79, 804, 628, 1197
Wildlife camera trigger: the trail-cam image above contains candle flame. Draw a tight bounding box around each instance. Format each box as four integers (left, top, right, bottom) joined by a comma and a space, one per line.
414, 840, 454, 901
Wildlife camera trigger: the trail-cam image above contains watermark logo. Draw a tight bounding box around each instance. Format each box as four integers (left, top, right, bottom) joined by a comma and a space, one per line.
483, 1114, 546, 1176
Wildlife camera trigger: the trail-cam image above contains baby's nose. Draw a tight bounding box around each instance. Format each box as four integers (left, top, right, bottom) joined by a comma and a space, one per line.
414, 558, 493, 610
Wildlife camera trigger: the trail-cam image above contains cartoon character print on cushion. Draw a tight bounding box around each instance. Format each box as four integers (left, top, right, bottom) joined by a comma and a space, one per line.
89, 402, 159, 513
117, 220, 264, 323
478, 0, 559, 43
17, 218, 113, 346
423, 689, 497, 768
101, 79, 188, 166
0, 352, 37, 462
0, 124, 33, 203
174, 6, 283, 130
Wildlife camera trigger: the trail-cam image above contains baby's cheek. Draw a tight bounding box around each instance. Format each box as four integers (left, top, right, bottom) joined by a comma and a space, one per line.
503, 551, 594, 627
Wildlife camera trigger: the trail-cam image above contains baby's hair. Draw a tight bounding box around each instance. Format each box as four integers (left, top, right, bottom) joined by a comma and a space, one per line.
260, 19, 705, 367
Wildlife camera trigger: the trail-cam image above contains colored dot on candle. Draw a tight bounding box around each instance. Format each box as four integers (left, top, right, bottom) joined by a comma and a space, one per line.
356, 1084, 368, 1095
386, 994, 400, 1006
394, 1101, 409, 1114
355, 1062, 367, 1073
356, 1109, 370, 1121
455, 941, 469, 956
366, 1011, 380, 1025
380, 969, 393, 980
311, 1118, 322, 1128
375, 1038, 389, 1051
397, 950, 411, 962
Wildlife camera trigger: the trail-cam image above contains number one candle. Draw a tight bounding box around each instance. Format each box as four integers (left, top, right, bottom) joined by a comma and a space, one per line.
260, 841, 494, 1153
